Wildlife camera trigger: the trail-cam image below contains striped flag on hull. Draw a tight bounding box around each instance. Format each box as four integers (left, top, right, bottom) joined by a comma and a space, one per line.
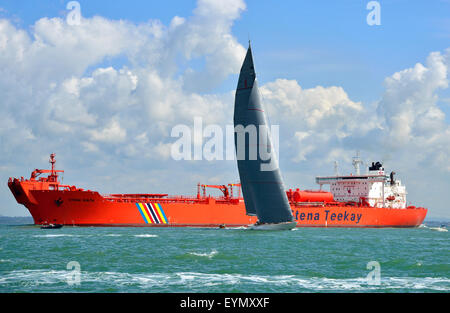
136, 203, 168, 224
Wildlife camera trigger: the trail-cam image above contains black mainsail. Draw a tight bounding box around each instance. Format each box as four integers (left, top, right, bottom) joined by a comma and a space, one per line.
234, 43, 295, 230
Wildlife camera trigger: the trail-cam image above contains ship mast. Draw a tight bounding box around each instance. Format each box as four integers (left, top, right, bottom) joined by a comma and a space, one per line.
334, 161, 339, 176
352, 151, 363, 175
48, 153, 59, 183
50, 153, 56, 176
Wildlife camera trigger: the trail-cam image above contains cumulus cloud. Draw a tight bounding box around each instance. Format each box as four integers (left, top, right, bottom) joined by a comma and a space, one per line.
0, 0, 245, 158
378, 51, 448, 146
89, 119, 127, 143
260, 79, 376, 163
262, 79, 363, 128
256, 50, 450, 180
376, 50, 450, 173
169, 0, 247, 92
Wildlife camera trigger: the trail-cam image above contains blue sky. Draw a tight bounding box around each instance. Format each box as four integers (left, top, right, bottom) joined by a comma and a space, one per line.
0, 0, 449, 218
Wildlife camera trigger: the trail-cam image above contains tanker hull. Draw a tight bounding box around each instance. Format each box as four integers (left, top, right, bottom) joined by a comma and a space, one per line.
9, 181, 426, 228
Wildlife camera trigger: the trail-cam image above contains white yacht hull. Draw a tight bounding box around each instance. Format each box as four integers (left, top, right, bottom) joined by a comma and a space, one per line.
249, 221, 297, 231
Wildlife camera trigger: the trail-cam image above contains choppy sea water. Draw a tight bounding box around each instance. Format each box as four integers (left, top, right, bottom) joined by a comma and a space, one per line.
0, 222, 448, 293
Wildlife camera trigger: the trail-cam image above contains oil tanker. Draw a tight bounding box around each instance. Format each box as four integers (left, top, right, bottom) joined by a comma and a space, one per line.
8, 153, 427, 227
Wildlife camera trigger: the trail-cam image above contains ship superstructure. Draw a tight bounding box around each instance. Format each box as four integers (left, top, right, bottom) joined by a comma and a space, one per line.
317, 156, 407, 209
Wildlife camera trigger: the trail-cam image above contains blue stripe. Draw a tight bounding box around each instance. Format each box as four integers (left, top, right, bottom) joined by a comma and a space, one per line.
136, 203, 148, 224
156, 203, 168, 224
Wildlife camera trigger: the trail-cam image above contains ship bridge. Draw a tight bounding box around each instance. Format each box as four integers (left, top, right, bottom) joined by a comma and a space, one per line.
316, 173, 388, 187
315, 158, 407, 209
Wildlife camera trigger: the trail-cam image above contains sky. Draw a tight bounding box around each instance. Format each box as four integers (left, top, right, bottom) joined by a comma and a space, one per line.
0, 0, 449, 219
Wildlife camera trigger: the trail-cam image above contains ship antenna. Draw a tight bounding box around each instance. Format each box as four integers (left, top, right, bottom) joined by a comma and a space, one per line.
50, 153, 56, 176
352, 151, 363, 175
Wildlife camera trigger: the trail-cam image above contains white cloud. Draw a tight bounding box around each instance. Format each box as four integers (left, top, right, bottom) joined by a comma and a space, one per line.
89, 118, 127, 143
81, 141, 99, 153
375, 50, 450, 174
262, 80, 363, 129
0, 0, 246, 161
260, 79, 374, 162
378, 51, 449, 146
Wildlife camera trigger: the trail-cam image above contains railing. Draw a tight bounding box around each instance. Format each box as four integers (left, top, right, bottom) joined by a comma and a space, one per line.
101, 194, 241, 205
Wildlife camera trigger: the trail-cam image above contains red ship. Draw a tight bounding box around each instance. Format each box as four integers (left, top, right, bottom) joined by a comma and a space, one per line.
8, 153, 427, 228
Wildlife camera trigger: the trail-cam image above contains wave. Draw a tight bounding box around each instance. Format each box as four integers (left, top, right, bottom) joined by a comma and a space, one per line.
429, 227, 448, 232
1, 270, 448, 292
224, 226, 247, 230
32, 234, 79, 238
133, 234, 158, 238
187, 250, 218, 259
418, 224, 448, 232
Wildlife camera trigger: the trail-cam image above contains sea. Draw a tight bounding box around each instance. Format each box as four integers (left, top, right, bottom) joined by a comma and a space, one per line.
0, 219, 448, 293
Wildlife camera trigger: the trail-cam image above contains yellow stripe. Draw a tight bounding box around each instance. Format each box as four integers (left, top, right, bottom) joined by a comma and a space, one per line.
155, 204, 167, 224
138, 203, 152, 224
